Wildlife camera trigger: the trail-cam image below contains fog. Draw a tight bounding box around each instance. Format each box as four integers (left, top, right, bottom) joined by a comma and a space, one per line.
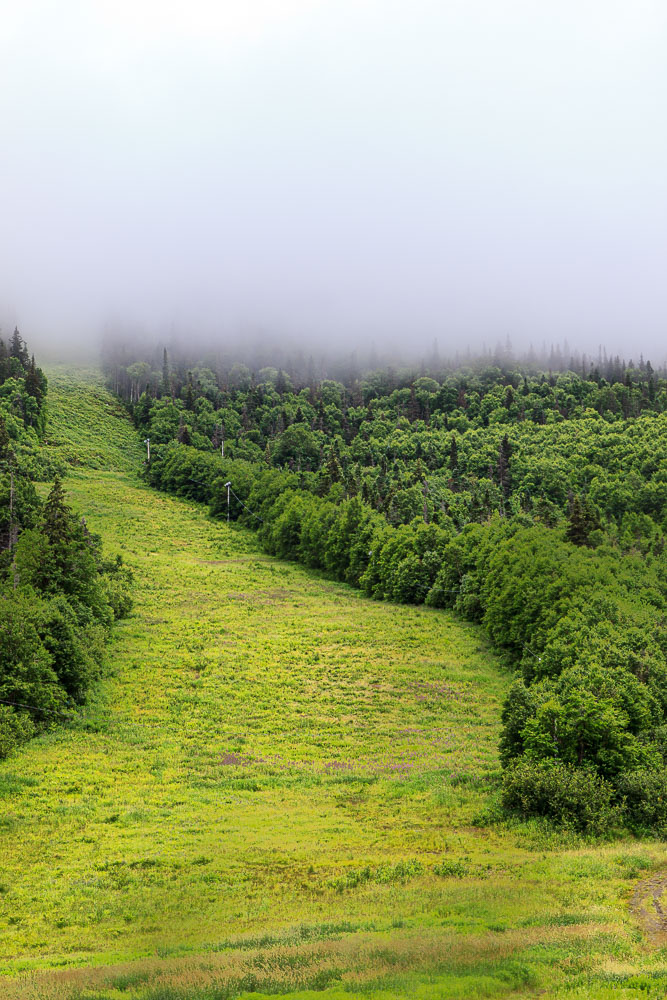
2, 1, 667, 361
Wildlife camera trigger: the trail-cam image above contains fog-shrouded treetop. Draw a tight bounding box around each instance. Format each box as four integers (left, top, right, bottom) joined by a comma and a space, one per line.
2, 1, 666, 359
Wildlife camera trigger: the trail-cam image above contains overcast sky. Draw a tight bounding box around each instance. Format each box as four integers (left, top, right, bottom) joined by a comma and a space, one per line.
1, 0, 666, 358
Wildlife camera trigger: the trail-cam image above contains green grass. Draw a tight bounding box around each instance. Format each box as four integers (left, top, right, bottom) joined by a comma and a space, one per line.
1, 368, 666, 999
42, 365, 144, 474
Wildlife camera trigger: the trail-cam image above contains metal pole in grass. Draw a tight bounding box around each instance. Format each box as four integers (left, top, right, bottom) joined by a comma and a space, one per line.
225, 481, 231, 524
144, 437, 150, 462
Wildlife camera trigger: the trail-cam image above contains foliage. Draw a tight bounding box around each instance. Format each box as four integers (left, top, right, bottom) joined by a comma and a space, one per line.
0, 474, 133, 757
108, 344, 667, 832
0, 703, 35, 758
0, 354, 133, 759
0, 328, 55, 482
500, 759, 621, 835
616, 768, 667, 833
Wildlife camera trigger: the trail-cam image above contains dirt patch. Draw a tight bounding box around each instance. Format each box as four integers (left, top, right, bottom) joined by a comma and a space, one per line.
630, 872, 667, 941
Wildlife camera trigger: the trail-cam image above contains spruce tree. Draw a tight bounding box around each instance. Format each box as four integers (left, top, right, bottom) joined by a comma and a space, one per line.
10, 327, 26, 365
24, 356, 43, 405
566, 493, 600, 547
43, 477, 73, 548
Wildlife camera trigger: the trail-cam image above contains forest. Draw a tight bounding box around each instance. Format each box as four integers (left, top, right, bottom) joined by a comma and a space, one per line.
0, 331, 132, 758
104, 340, 667, 834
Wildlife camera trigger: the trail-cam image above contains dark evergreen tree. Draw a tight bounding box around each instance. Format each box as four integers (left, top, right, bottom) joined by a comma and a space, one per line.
566, 493, 600, 547
24, 356, 44, 406
10, 327, 28, 366
43, 477, 73, 549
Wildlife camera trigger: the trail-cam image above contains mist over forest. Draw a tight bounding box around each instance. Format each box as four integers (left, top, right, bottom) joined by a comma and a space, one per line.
2, 1, 667, 362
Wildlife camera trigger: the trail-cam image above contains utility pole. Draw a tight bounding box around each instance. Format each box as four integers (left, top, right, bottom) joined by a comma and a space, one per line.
224, 481, 231, 524
144, 437, 150, 462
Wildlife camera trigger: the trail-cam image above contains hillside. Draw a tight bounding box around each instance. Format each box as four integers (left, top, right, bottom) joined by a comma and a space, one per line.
1, 370, 666, 999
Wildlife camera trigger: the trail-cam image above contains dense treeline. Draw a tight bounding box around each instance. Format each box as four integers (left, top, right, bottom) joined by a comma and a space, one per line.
1, 332, 132, 758
0, 327, 49, 549
109, 342, 667, 834
107, 344, 667, 536
0, 327, 67, 482
102, 332, 666, 409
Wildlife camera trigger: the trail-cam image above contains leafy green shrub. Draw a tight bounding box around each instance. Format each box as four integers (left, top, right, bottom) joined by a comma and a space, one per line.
616, 768, 667, 833
499, 680, 538, 766
0, 590, 65, 715
501, 759, 621, 834
375, 858, 423, 883
433, 858, 468, 877
0, 705, 35, 759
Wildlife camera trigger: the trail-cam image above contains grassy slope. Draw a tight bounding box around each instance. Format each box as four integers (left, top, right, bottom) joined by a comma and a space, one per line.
1, 368, 666, 999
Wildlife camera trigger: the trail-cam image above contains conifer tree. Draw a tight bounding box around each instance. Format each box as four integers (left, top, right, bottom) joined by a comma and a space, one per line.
566, 493, 600, 547
43, 477, 73, 548
24, 356, 43, 406
10, 327, 27, 365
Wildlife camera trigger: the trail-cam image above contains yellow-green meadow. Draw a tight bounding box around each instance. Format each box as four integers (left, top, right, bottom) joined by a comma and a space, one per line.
1, 370, 666, 999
